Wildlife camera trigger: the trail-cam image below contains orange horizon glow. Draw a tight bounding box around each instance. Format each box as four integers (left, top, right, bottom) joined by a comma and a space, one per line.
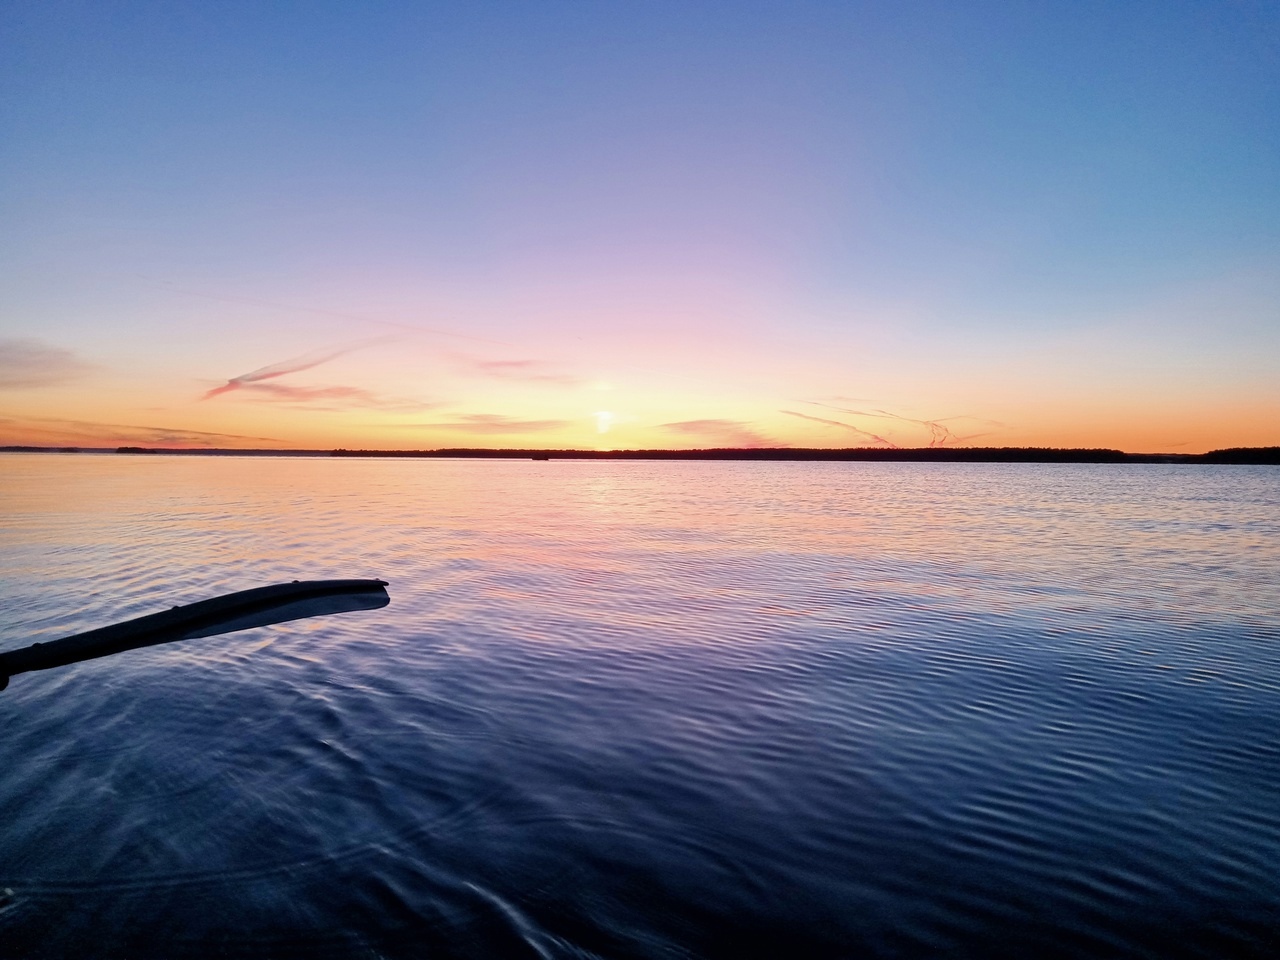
3, 387, 1277, 456
3, 6, 1278, 461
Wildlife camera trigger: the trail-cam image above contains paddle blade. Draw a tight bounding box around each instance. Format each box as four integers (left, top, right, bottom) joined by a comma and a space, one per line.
0, 579, 390, 689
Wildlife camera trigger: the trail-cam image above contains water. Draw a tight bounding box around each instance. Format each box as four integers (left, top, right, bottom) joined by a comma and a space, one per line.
1, 454, 1278, 958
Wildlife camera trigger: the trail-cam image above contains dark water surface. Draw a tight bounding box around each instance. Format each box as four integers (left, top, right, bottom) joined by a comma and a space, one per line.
2, 455, 1279, 958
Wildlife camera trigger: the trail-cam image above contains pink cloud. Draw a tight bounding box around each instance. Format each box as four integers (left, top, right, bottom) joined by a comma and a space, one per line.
456, 355, 582, 386
233, 381, 439, 412
201, 339, 389, 401
414, 414, 571, 434
1, 414, 280, 446
0, 339, 92, 388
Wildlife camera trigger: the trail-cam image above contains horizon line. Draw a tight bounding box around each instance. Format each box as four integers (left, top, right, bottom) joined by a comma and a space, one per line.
4, 445, 1278, 464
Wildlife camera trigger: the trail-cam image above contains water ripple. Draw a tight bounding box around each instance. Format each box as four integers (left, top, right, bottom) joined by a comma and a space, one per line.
2, 457, 1279, 957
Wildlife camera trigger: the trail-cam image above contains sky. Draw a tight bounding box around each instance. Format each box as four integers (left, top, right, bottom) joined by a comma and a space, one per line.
1, 0, 1277, 453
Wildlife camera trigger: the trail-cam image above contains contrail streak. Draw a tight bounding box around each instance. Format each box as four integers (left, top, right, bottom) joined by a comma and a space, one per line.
201, 339, 386, 401
805, 402, 1002, 447
781, 410, 897, 447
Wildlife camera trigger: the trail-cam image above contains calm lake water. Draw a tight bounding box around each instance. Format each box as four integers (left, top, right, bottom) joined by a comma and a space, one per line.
2, 454, 1279, 958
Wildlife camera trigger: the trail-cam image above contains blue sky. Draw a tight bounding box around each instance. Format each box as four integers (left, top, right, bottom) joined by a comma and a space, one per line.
2, 1, 1277, 450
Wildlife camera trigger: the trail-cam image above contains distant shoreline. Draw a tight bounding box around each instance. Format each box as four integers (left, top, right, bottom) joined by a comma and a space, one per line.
3, 445, 1278, 464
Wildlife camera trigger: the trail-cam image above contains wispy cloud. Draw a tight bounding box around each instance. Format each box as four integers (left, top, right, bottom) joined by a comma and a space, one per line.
660, 419, 776, 447
781, 410, 898, 447
455, 355, 582, 386
227, 381, 439, 412
0, 339, 93, 389
200, 338, 435, 410
203, 341, 381, 400
1, 414, 280, 446
412, 414, 571, 434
